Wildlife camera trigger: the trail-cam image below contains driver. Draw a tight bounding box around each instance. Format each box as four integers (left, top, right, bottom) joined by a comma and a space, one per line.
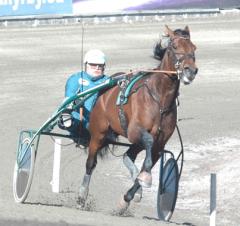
58, 49, 109, 140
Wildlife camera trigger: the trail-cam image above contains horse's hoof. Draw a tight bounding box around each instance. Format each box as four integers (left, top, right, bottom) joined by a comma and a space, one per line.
133, 187, 142, 203
76, 196, 86, 208
137, 171, 152, 188
117, 196, 130, 215
77, 186, 89, 208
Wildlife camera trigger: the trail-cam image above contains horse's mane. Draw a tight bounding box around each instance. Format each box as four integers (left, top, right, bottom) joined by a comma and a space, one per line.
174, 28, 190, 37
153, 28, 190, 61
153, 42, 167, 61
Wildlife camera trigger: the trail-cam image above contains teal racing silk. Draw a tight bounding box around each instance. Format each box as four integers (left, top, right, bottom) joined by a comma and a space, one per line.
65, 71, 108, 128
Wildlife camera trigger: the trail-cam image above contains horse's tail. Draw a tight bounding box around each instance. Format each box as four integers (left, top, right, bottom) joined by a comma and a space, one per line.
153, 41, 166, 61
84, 131, 118, 159
97, 143, 110, 158
83, 143, 111, 158
97, 130, 119, 158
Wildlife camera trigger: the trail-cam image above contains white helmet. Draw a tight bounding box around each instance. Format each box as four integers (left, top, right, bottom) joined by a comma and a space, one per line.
84, 49, 106, 64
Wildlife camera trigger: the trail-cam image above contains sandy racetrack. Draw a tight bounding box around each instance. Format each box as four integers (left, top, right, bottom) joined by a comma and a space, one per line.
0, 12, 240, 226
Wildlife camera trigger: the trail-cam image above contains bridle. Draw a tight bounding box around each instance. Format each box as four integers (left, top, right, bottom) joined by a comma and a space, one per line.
133, 36, 195, 117
167, 36, 196, 77
121, 36, 195, 80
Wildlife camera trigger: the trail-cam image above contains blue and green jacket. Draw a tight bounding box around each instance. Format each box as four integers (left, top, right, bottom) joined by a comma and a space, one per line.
65, 71, 108, 128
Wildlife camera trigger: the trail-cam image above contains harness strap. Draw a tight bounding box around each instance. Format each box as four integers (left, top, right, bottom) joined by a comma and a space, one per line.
118, 106, 128, 136
118, 78, 129, 136
117, 72, 146, 136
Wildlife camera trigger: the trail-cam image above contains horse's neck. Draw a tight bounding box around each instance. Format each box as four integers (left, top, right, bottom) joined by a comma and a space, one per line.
159, 50, 175, 71
148, 52, 179, 106
151, 50, 176, 86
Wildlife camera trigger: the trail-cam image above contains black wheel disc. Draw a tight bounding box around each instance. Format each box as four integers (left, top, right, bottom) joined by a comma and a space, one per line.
157, 158, 179, 221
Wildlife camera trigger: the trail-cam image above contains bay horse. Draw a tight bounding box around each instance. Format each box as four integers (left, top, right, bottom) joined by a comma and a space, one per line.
77, 25, 198, 212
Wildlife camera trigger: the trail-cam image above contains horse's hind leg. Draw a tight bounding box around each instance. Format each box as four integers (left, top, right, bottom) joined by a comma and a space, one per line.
77, 136, 104, 207
118, 179, 141, 213
123, 144, 143, 202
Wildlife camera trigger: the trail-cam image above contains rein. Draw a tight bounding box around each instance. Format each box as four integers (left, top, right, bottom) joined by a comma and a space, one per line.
136, 69, 177, 74
114, 69, 178, 79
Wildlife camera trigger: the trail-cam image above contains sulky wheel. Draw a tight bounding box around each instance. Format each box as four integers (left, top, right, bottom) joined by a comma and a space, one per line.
157, 157, 179, 221
13, 137, 36, 203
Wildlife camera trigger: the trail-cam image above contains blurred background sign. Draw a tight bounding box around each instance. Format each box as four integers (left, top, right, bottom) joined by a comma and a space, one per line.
0, 0, 72, 17
0, 0, 239, 18
72, 0, 240, 15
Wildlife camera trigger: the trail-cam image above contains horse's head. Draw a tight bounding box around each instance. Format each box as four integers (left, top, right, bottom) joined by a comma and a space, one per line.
166, 25, 198, 84
155, 25, 198, 85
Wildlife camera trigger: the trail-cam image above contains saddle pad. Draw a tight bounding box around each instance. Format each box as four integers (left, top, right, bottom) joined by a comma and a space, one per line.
116, 72, 145, 105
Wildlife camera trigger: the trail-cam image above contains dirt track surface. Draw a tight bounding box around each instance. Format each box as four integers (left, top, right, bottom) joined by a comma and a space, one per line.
0, 12, 240, 226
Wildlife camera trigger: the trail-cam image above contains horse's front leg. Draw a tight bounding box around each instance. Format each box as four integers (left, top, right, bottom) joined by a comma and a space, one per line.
118, 131, 155, 213
117, 127, 154, 213
77, 140, 99, 207
119, 142, 159, 212
127, 124, 154, 188
137, 129, 154, 188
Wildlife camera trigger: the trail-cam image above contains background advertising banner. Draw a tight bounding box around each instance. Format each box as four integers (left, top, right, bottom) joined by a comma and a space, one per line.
124, 0, 240, 10
72, 0, 240, 15
0, 0, 72, 17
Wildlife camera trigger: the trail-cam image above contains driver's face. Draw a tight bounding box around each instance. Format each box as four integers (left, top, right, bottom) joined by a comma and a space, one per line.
86, 63, 105, 77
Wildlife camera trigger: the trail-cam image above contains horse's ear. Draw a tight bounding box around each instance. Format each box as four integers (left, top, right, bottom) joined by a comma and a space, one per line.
184, 25, 190, 35
164, 25, 174, 38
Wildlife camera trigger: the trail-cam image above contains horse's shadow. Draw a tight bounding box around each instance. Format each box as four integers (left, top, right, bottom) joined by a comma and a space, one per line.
24, 201, 196, 226
24, 201, 63, 208
142, 216, 197, 226
23, 189, 78, 209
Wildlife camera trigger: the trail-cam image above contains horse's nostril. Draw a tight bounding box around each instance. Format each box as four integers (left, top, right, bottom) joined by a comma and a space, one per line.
184, 66, 198, 75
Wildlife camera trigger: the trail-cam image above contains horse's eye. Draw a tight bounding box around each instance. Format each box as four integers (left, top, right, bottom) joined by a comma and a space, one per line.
172, 43, 177, 49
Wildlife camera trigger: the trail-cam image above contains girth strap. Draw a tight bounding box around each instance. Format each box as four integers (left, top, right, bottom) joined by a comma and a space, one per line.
117, 76, 130, 136
118, 105, 128, 137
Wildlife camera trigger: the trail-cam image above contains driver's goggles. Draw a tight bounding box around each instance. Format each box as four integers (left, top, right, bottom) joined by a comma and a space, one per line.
88, 63, 105, 69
